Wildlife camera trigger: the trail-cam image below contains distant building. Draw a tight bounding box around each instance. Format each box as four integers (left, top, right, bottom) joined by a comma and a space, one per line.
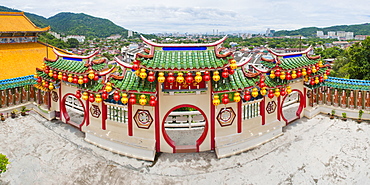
64, 35, 85, 43
128, 30, 133, 37
328, 31, 336, 38
337, 31, 346, 39
354, 35, 370, 40
345, 32, 354, 40
316, 31, 324, 37
107, 35, 121, 40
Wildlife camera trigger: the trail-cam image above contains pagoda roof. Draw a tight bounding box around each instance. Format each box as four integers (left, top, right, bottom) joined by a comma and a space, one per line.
0, 12, 50, 33
139, 50, 229, 71
110, 70, 156, 93
261, 55, 320, 70
267, 47, 312, 57
324, 77, 370, 91
212, 69, 259, 92
0, 42, 69, 80
141, 35, 227, 48
44, 57, 106, 74
0, 75, 35, 90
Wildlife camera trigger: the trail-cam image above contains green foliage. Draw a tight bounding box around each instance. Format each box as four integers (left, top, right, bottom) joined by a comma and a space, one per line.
331, 109, 336, 116
0, 153, 10, 174
275, 23, 370, 37
315, 47, 343, 59
66, 38, 79, 48
38, 33, 68, 49
342, 112, 347, 118
359, 110, 364, 119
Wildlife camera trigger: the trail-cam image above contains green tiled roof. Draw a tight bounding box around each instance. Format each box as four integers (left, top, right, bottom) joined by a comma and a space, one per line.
110, 70, 156, 93
76, 80, 105, 92
140, 50, 228, 70
36, 71, 54, 81
45, 59, 106, 73
324, 77, 370, 91
213, 69, 258, 92
279, 56, 318, 70
260, 60, 276, 68
0, 75, 36, 90
264, 76, 289, 88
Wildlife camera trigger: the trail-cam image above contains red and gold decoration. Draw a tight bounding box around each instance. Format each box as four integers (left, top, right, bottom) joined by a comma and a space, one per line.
217, 107, 236, 127
121, 93, 128, 104
158, 72, 165, 83
213, 95, 220, 106
233, 92, 241, 102
134, 109, 153, 129
139, 94, 147, 106
213, 71, 220, 82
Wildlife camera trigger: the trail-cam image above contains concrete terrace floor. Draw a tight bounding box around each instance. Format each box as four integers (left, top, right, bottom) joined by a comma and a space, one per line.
1, 112, 370, 184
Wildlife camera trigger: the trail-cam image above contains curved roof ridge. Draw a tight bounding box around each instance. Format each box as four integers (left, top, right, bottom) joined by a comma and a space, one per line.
141, 35, 228, 47
267, 46, 312, 57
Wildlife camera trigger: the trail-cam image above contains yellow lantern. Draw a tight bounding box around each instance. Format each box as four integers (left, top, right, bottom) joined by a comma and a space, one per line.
88, 70, 95, 80
121, 93, 128, 104
304, 76, 308, 82
323, 74, 328, 80
251, 87, 259, 98
260, 87, 267, 96
291, 71, 297, 79
82, 92, 89, 101
280, 71, 286, 80
48, 83, 54, 90
318, 61, 323, 67
158, 72, 165, 83
176, 72, 184, 83
34, 72, 39, 78
95, 94, 102, 103
78, 76, 84, 85
302, 68, 307, 76
194, 72, 202, 83
139, 69, 147, 79
41, 63, 46, 70
230, 59, 237, 64
213, 95, 220, 106
230, 63, 237, 70
213, 71, 220, 82
270, 70, 275, 79
315, 77, 319, 84
312, 66, 317, 73
105, 82, 112, 92
48, 69, 53, 77
58, 72, 63, 80
67, 74, 73, 83
135, 70, 140, 76
286, 86, 292, 94
42, 80, 45, 87
233, 92, 241, 102
139, 94, 147, 105
274, 88, 280, 97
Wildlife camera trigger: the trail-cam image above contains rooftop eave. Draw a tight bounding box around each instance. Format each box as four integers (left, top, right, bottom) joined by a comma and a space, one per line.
267, 46, 312, 57
141, 35, 228, 47
53, 48, 98, 59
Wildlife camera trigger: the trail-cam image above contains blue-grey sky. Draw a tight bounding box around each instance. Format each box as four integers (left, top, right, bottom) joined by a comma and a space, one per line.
2, 0, 369, 34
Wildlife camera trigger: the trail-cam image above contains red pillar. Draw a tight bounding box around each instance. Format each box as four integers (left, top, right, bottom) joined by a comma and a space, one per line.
102, 102, 107, 130
85, 99, 90, 126
128, 100, 133, 136
210, 85, 215, 150
237, 100, 242, 133
260, 97, 266, 125
155, 85, 160, 152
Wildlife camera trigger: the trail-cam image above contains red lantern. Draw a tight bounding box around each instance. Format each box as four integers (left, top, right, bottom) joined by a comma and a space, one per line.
83, 75, 89, 83
275, 69, 281, 77
310, 78, 315, 85
89, 94, 95, 103
133, 60, 140, 65
244, 91, 251, 101
326, 70, 330, 75
203, 71, 211, 81
37, 77, 42, 83
307, 68, 312, 75
44, 82, 49, 88
186, 73, 193, 84
94, 73, 99, 81
268, 90, 275, 99
167, 72, 175, 84
147, 75, 155, 82
319, 76, 324, 83
259, 82, 266, 88
149, 96, 157, 107
53, 71, 58, 79
132, 64, 140, 71
280, 88, 286, 96
76, 90, 81, 99
102, 90, 108, 100
113, 91, 120, 101
228, 69, 235, 75
129, 94, 136, 104
297, 70, 302, 78
286, 72, 292, 80
222, 68, 229, 78
73, 75, 78, 84
62, 73, 68, 81
222, 94, 229, 104
44, 68, 49, 74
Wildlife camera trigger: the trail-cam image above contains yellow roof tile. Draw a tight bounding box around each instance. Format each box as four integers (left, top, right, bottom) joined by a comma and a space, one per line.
0, 12, 50, 33
0, 42, 66, 80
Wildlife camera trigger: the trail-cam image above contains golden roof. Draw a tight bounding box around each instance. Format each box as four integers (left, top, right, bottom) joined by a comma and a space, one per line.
0, 42, 70, 80
0, 12, 50, 33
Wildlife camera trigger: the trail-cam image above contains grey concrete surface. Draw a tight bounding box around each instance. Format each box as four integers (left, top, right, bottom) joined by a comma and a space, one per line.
1, 110, 370, 185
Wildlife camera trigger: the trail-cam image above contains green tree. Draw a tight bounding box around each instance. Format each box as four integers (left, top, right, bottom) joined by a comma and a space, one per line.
67, 38, 79, 48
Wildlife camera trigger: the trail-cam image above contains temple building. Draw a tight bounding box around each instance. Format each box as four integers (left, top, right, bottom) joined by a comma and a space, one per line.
31, 35, 336, 161
0, 12, 70, 109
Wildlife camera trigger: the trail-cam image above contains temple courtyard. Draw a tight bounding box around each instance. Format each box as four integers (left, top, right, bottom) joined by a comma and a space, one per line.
1, 110, 370, 184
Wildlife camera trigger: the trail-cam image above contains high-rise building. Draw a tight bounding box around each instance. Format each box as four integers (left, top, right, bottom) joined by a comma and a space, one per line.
345, 32, 354, 40
328, 31, 336, 37
337, 31, 346, 38
316, 31, 324, 37
128, 30, 133, 37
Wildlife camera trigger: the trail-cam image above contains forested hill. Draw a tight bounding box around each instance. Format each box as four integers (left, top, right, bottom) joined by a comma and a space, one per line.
274, 23, 370, 37
0, 6, 129, 38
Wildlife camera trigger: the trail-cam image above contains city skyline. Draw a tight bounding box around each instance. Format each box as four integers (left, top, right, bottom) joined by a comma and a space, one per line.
1, 0, 369, 34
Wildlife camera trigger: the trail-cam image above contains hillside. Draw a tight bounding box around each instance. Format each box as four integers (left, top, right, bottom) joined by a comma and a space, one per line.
274, 23, 370, 37
0, 6, 129, 38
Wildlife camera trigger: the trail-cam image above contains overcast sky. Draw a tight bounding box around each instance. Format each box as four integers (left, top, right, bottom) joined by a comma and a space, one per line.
2, 0, 369, 34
